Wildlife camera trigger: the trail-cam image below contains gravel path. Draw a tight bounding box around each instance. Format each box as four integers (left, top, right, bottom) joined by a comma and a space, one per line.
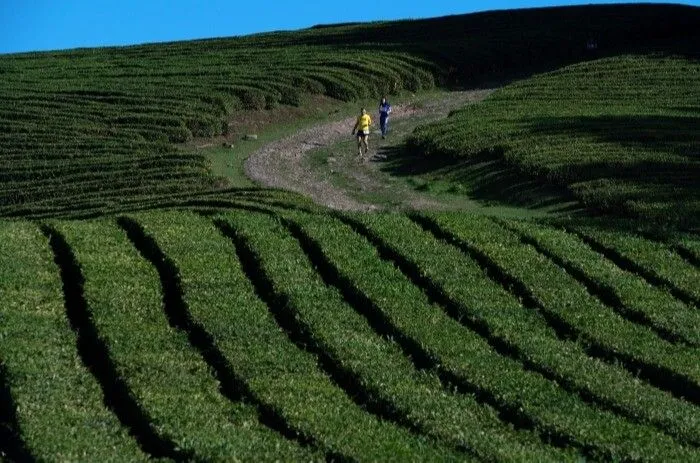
245, 90, 494, 211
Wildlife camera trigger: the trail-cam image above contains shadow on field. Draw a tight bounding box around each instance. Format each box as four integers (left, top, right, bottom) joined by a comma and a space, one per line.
0, 364, 32, 461
283, 4, 700, 87
672, 106, 700, 115
376, 143, 584, 214
529, 114, 700, 228
530, 115, 700, 163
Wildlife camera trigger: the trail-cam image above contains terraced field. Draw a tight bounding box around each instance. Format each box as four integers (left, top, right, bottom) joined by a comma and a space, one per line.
1, 205, 699, 461
409, 53, 700, 226
0, 41, 435, 220
2, 4, 700, 461
1, 4, 698, 219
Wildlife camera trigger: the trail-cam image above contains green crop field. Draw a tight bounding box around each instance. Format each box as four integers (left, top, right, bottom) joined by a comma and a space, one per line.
1, 3, 698, 218
409, 54, 700, 226
1, 3, 700, 461
1, 207, 699, 461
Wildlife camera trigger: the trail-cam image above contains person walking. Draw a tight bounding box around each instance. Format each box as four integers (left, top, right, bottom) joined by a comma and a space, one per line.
352, 108, 372, 159
378, 96, 392, 139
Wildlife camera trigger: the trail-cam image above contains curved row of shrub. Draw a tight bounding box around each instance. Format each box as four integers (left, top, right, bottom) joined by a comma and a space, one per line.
49, 220, 315, 461
572, 226, 700, 308
347, 212, 700, 445
223, 209, 568, 461
1, 209, 699, 459
129, 210, 457, 461
2, 4, 699, 218
408, 53, 700, 226
0, 222, 147, 461
282, 210, 699, 461
422, 213, 700, 392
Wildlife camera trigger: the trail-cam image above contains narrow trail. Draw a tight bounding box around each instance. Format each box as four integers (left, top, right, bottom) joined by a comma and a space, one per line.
245, 90, 494, 211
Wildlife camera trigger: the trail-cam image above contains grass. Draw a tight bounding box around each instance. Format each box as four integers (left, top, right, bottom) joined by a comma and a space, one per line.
302, 89, 581, 217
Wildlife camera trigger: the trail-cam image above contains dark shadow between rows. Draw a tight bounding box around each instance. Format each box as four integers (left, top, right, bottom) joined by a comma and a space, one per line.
376, 143, 585, 215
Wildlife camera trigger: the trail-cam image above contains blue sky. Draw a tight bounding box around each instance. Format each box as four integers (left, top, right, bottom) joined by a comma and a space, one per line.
1, 0, 698, 54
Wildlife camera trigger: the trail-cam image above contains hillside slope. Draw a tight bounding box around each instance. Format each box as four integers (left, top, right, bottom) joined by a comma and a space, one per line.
409, 53, 700, 226
2, 208, 700, 460
1, 3, 698, 218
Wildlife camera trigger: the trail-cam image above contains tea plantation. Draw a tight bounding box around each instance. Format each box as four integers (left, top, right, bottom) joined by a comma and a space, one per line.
1, 3, 699, 461
1, 3, 698, 218
409, 54, 700, 226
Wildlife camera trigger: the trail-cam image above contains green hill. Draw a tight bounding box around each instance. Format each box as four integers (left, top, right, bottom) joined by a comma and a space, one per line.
3, 207, 700, 461
1, 3, 698, 218
2, 4, 700, 461
409, 53, 700, 226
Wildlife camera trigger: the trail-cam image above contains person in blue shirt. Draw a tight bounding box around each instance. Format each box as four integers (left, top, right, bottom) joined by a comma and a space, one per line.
378, 96, 392, 139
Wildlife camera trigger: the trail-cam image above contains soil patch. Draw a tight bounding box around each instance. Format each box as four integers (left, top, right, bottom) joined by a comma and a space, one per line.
245, 90, 493, 211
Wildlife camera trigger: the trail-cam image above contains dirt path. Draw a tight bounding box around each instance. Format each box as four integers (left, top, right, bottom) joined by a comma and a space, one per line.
245, 90, 494, 211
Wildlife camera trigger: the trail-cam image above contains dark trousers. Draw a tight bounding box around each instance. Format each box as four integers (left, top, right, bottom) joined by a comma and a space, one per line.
380, 114, 389, 135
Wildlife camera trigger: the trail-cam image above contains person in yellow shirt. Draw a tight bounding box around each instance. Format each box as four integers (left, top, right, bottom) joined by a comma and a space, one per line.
351, 108, 372, 158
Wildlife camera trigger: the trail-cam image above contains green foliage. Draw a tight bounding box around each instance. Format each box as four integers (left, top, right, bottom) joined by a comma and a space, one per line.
52, 219, 313, 461
0, 222, 146, 461
574, 226, 700, 307
1, 4, 698, 218
675, 236, 700, 264
287, 211, 700, 461
240, 209, 570, 461
134, 210, 456, 461
409, 54, 700, 225
352, 212, 700, 447
504, 219, 700, 345
1, 209, 699, 459
425, 213, 700, 394
1, 4, 700, 458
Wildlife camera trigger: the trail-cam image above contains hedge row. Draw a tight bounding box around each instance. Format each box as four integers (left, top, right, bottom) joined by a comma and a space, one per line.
0, 222, 146, 461
424, 213, 700, 396
350, 212, 700, 446
573, 227, 700, 308
674, 236, 700, 267
52, 219, 310, 461
237, 209, 570, 461
502, 219, 700, 346
133, 210, 455, 461
283, 211, 698, 461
